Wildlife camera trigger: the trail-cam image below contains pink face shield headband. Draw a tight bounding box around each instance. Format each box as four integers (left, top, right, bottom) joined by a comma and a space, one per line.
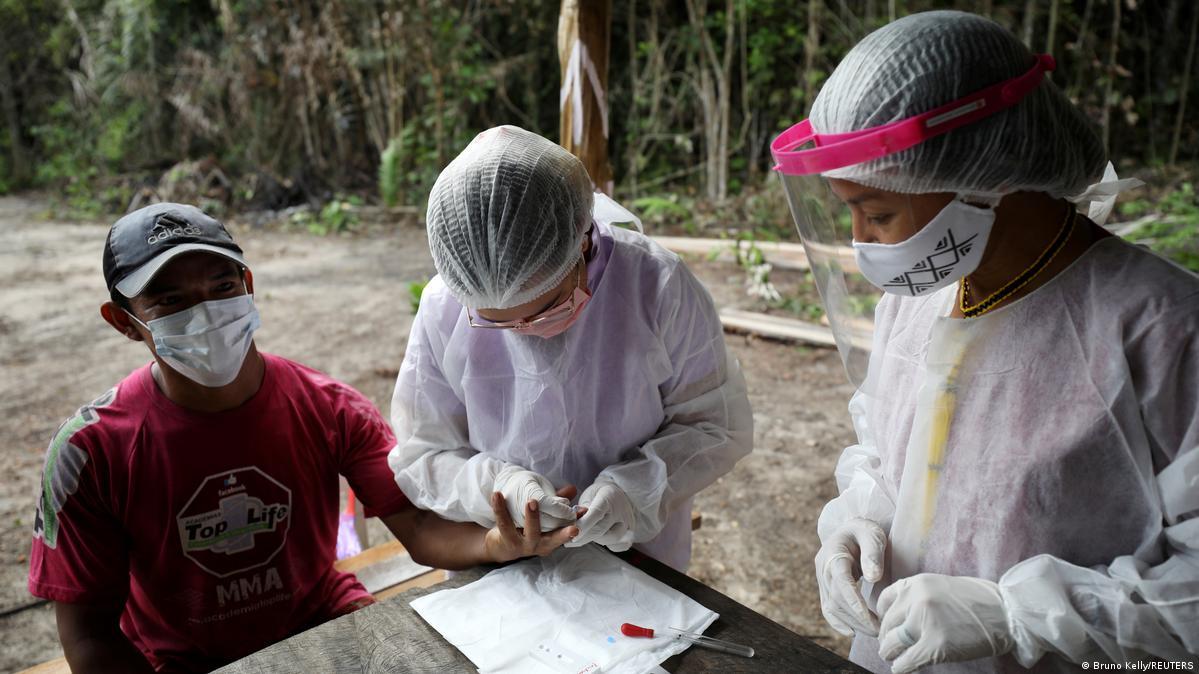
771, 54, 1056, 176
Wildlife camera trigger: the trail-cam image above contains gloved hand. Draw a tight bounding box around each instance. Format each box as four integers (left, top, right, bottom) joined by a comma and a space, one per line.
492, 465, 576, 532
877, 573, 1015, 674
564, 482, 636, 551
814, 518, 887, 636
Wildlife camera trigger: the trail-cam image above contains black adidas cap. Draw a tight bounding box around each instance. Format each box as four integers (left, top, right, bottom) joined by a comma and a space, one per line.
102, 203, 247, 298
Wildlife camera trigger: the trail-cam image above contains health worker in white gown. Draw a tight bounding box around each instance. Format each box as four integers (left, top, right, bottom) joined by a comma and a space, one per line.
388, 125, 754, 571
769, 10, 1199, 674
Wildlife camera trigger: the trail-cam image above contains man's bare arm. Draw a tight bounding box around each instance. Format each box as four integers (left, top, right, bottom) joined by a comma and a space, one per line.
54, 600, 156, 674
381, 486, 582, 570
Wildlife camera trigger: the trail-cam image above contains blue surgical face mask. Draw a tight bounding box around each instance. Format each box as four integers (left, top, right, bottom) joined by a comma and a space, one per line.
127, 292, 261, 387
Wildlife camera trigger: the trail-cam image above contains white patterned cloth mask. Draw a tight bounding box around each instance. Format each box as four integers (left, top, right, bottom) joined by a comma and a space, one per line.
853, 197, 996, 296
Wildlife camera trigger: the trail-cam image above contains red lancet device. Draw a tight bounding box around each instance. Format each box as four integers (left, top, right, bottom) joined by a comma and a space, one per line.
619, 622, 755, 658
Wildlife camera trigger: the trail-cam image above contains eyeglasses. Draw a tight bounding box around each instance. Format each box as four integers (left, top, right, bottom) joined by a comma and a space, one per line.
468, 263, 583, 330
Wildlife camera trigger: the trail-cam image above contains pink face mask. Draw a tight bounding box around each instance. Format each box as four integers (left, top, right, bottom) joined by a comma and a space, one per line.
468, 264, 592, 339
514, 286, 592, 338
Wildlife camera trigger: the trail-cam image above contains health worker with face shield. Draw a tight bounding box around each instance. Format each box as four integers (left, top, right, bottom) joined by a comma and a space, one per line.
771, 10, 1199, 674
388, 125, 754, 571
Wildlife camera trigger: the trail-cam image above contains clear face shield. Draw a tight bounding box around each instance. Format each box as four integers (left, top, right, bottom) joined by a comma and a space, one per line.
770, 54, 1057, 387
777, 172, 878, 386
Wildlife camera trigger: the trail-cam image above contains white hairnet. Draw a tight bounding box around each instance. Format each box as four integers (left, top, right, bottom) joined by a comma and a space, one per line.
810, 10, 1107, 197
426, 125, 594, 310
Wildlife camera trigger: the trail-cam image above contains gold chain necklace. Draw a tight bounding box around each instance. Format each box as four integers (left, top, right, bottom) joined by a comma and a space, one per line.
959, 207, 1074, 318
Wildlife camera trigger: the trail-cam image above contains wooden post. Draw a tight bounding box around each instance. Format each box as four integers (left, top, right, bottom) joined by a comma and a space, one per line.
558, 0, 614, 195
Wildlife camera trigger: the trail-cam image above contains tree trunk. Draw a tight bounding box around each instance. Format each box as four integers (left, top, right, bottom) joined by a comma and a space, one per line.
1100, 0, 1122, 153
685, 0, 733, 201
702, 65, 718, 201
1071, 0, 1095, 99
1170, 3, 1199, 165
625, 0, 674, 200
0, 49, 29, 186
738, 0, 756, 178
717, 0, 734, 200
625, 0, 641, 195
559, 0, 614, 195
804, 0, 823, 115
1159, 0, 1184, 87
1021, 0, 1037, 48
1045, 0, 1059, 54
60, 0, 96, 84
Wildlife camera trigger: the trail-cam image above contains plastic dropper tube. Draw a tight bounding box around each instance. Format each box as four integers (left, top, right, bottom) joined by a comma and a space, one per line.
667, 628, 755, 658
620, 623, 755, 658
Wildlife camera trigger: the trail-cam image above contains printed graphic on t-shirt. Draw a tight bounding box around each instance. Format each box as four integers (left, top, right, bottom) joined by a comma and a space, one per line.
33, 387, 116, 549
176, 466, 292, 578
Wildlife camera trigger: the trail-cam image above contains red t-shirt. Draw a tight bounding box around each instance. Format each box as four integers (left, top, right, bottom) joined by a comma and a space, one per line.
28, 353, 410, 672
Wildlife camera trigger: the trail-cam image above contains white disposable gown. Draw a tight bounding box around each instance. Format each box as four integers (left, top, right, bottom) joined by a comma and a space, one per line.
390, 221, 754, 570
819, 236, 1199, 672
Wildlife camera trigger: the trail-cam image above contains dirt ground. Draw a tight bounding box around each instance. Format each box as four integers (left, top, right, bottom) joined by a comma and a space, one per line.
0, 194, 856, 672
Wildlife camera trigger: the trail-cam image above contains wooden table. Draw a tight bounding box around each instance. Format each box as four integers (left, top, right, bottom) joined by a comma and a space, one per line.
216, 549, 867, 673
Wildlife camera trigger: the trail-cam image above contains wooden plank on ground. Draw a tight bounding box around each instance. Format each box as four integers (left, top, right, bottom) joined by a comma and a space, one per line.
652, 236, 813, 270
333, 540, 404, 574
17, 658, 68, 674
801, 240, 859, 272
374, 570, 447, 602
719, 308, 838, 347
354, 553, 434, 596
333, 539, 436, 596
652, 236, 860, 273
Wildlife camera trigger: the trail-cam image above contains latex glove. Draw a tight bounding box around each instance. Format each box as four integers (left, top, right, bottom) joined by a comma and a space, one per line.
492, 466, 576, 532
877, 573, 1015, 674
813, 518, 887, 636
564, 482, 636, 551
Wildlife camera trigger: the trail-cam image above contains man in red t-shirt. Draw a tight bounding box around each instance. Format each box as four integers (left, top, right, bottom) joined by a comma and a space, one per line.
28, 203, 580, 673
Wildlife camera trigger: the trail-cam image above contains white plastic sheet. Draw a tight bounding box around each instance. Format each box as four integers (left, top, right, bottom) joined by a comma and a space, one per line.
410, 546, 718, 674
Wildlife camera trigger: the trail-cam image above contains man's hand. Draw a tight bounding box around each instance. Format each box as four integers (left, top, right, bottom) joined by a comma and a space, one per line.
484, 485, 581, 563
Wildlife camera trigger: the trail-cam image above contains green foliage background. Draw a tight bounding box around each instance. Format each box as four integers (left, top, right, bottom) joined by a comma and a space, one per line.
1, 0, 1197, 244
